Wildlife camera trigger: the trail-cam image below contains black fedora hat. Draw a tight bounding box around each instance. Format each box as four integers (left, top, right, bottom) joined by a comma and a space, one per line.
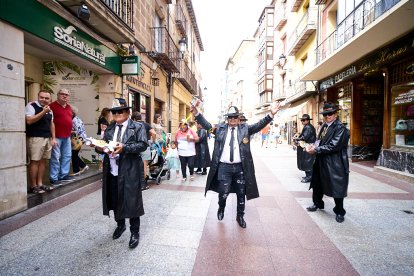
239, 115, 248, 122
109, 98, 130, 111
320, 102, 339, 115
299, 114, 312, 120
224, 106, 243, 117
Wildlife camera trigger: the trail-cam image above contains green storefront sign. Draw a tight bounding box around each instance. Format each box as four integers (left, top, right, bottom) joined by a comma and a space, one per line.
0, 0, 121, 74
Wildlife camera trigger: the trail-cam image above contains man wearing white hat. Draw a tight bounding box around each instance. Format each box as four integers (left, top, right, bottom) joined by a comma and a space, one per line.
191, 102, 281, 228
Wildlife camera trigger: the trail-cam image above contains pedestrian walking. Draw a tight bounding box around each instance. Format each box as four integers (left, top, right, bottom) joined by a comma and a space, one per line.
191, 102, 281, 228
175, 119, 199, 182
92, 98, 148, 248
131, 111, 156, 190
25, 90, 56, 193
165, 141, 180, 177
194, 120, 211, 175
293, 114, 316, 183
97, 107, 111, 135
305, 102, 350, 223
49, 88, 75, 186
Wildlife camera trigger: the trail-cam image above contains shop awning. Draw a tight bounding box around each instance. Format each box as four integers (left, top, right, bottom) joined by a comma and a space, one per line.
276, 99, 309, 122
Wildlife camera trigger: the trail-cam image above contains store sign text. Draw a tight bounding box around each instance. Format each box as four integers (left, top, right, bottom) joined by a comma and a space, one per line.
394, 90, 414, 105
126, 76, 151, 93
53, 26, 105, 65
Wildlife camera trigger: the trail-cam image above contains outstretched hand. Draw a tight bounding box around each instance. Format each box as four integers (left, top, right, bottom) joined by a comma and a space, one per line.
190, 105, 198, 116
270, 101, 281, 115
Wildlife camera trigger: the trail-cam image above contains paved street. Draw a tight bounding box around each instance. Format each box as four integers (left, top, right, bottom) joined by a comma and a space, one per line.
1, 141, 414, 275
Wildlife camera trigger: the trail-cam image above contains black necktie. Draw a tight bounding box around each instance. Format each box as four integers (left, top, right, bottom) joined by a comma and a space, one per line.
319, 124, 327, 139
230, 127, 235, 162
116, 125, 123, 142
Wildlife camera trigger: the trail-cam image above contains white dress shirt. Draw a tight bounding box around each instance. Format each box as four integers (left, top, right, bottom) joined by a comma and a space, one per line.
109, 120, 128, 176
220, 126, 241, 164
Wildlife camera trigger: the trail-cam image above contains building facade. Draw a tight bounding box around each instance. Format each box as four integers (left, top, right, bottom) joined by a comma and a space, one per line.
0, 0, 203, 219
302, 0, 414, 176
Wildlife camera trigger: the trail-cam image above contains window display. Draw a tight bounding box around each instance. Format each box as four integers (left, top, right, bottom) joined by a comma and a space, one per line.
390, 84, 414, 148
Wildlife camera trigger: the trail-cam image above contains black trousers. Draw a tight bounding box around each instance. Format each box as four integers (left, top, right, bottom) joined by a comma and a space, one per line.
305, 170, 312, 178
217, 163, 246, 216
312, 181, 346, 216
179, 155, 195, 178
71, 149, 86, 173
110, 175, 140, 233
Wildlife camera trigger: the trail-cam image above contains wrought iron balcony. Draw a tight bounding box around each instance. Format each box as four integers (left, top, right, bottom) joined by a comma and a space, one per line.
148, 27, 181, 73
285, 78, 316, 104
175, 4, 187, 37
315, 0, 401, 65
287, 7, 317, 56
275, 2, 287, 31
101, 0, 133, 30
56, 0, 134, 43
177, 61, 192, 92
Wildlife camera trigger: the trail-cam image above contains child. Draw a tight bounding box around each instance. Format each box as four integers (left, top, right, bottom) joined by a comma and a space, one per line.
165, 141, 180, 177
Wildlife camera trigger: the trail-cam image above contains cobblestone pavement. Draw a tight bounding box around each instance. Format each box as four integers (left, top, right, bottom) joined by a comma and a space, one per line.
0, 141, 413, 275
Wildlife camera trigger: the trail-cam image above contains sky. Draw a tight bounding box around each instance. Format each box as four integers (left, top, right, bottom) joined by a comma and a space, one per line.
191, 0, 270, 120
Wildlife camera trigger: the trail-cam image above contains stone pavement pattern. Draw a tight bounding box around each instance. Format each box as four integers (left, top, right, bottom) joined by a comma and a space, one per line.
0, 142, 413, 275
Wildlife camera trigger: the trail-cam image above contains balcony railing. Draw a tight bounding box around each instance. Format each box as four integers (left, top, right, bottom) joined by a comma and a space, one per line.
275, 2, 287, 30
177, 61, 192, 91
315, 0, 401, 65
149, 27, 181, 73
285, 78, 316, 103
101, 0, 134, 30
287, 7, 317, 55
175, 5, 187, 37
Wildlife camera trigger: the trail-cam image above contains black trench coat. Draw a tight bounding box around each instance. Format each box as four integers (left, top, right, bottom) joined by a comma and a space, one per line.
297, 123, 316, 172
195, 113, 273, 200
194, 128, 211, 169
101, 119, 148, 220
310, 119, 350, 198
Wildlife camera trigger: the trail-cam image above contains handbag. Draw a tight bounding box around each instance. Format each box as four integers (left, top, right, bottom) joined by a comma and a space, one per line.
71, 133, 84, 151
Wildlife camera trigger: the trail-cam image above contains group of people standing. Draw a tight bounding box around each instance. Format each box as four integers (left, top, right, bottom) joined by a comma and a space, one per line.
294, 102, 350, 223
25, 88, 87, 194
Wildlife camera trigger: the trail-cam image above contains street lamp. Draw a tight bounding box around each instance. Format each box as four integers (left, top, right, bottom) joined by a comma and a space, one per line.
279, 53, 287, 70
178, 37, 187, 59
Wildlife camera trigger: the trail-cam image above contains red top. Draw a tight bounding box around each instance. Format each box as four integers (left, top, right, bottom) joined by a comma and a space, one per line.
50, 101, 73, 138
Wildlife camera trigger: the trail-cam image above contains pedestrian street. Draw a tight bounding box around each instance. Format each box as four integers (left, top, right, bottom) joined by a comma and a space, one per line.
1, 142, 413, 275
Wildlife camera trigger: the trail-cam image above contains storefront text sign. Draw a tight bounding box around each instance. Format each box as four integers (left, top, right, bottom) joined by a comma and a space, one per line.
394, 90, 414, 105
121, 56, 140, 75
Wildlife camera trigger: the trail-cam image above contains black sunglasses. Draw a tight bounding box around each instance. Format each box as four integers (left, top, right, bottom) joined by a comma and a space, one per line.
227, 116, 239, 120
323, 112, 335, 117
301, 119, 308, 122
111, 110, 125, 115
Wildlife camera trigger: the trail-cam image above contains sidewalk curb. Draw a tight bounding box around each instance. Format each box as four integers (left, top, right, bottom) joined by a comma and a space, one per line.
0, 180, 101, 237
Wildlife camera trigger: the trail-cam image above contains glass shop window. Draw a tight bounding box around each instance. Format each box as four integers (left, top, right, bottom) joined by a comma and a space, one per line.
390, 84, 414, 148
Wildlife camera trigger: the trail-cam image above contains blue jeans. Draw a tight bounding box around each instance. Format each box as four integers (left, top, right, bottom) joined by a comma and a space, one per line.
50, 137, 72, 181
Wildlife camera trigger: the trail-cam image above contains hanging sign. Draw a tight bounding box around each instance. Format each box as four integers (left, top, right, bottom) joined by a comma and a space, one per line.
121, 56, 140, 75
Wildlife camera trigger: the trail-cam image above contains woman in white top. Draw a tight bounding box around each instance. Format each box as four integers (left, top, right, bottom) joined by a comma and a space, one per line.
174, 119, 199, 181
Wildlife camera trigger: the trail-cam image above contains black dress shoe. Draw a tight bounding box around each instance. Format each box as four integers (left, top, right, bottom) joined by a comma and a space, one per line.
201, 171, 207, 175
236, 215, 246, 228
217, 208, 224, 221
112, 225, 126, 240
306, 205, 323, 212
301, 178, 311, 183
129, 232, 140, 249
336, 214, 345, 223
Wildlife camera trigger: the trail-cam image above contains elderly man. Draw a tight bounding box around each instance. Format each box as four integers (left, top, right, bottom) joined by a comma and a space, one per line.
93, 98, 148, 249
49, 88, 75, 186
305, 102, 350, 223
191, 102, 280, 228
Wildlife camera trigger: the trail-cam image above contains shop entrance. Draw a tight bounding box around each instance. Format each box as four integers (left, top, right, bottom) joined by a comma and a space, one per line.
130, 90, 150, 123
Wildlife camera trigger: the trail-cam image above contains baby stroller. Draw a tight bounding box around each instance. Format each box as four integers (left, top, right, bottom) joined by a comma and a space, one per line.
148, 142, 170, 184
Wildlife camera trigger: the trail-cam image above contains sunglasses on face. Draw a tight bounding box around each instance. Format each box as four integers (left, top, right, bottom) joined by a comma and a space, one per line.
111, 110, 125, 115
323, 112, 335, 117
228, 116, 238, 120
301, 119, 308, 122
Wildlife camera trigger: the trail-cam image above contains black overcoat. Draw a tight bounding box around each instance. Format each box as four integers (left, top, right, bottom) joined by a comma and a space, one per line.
297, 123, 316, 171
310, 119, 350, 198
194, 128, 212, 168
195, 113, 273, 200
101, 119, 148, 220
